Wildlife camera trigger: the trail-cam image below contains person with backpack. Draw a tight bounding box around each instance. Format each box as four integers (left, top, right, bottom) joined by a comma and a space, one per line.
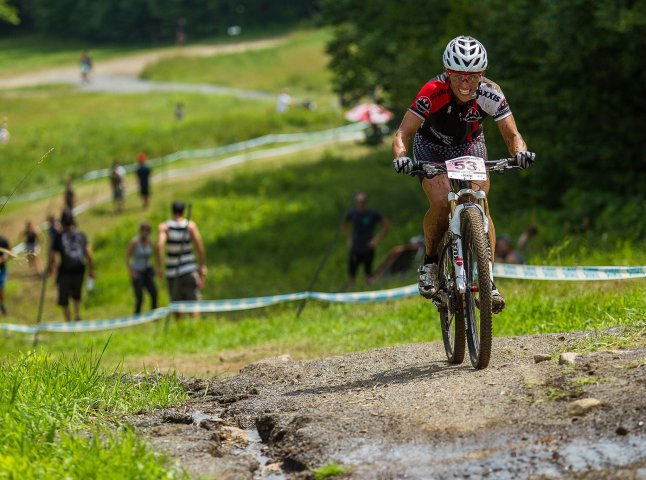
49, 210, 94, 321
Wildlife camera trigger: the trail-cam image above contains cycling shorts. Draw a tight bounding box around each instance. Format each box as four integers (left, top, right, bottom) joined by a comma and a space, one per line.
413, 133, 488, 164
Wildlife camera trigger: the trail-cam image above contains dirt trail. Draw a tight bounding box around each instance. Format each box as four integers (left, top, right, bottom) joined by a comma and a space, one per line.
133, 330, 646, 479
0, 37, 286, 89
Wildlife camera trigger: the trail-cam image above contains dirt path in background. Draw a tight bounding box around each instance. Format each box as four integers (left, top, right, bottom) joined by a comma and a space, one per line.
133, 330, 646, 479
0, 37, 286, 90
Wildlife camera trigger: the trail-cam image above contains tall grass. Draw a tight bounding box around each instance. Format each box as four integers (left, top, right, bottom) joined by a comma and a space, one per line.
0, 346, 187, 478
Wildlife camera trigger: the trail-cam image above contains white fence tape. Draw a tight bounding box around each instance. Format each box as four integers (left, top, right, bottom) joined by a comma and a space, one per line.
1, 263, 643, 334
493, 264, 646, 281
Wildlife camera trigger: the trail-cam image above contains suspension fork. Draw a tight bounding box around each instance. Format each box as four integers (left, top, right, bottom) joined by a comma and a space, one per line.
449, 196, 495, 291
447, 192, 466, 293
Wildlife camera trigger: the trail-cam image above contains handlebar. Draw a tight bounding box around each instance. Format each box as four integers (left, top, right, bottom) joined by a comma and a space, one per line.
410, 158, 520, 179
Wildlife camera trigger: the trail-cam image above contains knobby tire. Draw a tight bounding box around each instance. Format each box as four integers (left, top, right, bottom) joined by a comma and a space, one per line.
462, 207, 492, 369
438, 236, 465, 364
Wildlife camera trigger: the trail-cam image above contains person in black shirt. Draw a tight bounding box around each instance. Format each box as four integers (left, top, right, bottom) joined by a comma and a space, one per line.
49, 210, 94, 321
136, 152, 152, 209
342, 192, 390, 285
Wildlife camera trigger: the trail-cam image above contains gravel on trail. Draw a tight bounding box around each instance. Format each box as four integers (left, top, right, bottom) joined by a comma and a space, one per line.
132, 330, 646, 479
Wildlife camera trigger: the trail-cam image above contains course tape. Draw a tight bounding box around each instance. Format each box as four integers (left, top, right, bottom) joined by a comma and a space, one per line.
493, 264, 646, 281
1, 264, 643, 334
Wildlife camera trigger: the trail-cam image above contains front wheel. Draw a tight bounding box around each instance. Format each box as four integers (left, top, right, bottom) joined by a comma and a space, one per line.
438, 236, 465, 364
461, 207, 493, 369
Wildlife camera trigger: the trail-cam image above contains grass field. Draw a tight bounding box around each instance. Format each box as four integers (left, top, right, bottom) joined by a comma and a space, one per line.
0, 27, 294, 78
0, 88, 342, 195
1, 144, 644, 374
141, 29, 333, 98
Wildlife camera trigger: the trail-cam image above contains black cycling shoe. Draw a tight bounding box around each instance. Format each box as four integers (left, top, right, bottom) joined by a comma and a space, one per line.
491, 286, 506, 314
418, 263, 439, 299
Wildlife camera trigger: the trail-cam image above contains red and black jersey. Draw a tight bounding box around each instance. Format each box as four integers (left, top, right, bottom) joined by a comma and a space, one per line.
408, 73, 512, 146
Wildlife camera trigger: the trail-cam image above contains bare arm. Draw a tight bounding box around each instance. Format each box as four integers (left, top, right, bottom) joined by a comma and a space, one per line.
189, 222, 207, 277
370, 217, 391, 247
126, 239, 136, 277
155, 223, 168, 278
496, 114, 527, 156
392, 111, 424, 158
85, 243, 94, 278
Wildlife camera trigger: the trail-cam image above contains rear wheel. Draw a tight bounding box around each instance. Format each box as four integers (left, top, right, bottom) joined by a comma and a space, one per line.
461, 207, 492, 369
438, 237, 465, 364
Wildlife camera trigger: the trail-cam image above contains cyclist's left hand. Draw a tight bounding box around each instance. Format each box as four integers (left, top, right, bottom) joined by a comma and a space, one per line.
514, 151, 536, 169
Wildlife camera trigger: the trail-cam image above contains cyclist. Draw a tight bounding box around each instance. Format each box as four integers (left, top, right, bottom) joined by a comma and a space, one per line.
391, 35, 536, 313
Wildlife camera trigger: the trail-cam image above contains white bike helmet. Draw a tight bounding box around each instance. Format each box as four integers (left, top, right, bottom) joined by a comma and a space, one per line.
443, 36, 488, 72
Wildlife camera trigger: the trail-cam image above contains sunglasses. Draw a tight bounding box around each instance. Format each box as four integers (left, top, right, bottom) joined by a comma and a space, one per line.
446, 70, 484, 83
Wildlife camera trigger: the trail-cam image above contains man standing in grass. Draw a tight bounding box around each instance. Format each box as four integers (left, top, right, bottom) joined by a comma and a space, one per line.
135, 152, 151, 209
0, 235, 11, 315
49, 210, 94, 321
342, 192, 390, 286
156, 201, 207, 316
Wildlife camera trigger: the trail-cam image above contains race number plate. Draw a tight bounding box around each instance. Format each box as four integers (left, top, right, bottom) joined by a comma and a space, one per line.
446, 156, 487, 181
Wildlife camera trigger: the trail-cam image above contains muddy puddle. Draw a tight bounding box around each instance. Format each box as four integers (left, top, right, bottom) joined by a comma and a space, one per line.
187, 410, 288, 480
334, 432, 646, 479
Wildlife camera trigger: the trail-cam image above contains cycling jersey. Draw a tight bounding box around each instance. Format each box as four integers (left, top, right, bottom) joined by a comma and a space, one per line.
408, 73, 511, 146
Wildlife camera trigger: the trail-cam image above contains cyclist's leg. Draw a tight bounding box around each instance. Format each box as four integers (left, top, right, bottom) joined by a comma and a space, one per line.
421, 176, 450, 261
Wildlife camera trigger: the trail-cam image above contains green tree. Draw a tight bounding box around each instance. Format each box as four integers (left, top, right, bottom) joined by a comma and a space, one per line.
2, 0, 319, 42
0, 0, 19, 24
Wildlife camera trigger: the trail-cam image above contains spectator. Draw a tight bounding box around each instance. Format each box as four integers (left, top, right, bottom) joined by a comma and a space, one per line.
176, 17, 187, 45
342, 192, 390, 285
0, 117, 9, 145
175, 102, 185, 121
126, 221, 158, 314
46, 214, 61, 252
495, 225, 538, 265
495, 235, 524, 264
276, 90, 292, 114
155, 201, 207, 317
135, 152, 151, 209
23, 220, 43, 276
64, 176, 75, 212
0, 235, 11, 315
79, 50, 92, 84
110, 161, 126, 213
49, 210, 94, 322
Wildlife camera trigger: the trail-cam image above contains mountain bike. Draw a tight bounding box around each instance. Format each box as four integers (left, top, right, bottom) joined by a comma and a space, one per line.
412, 156, 519, 369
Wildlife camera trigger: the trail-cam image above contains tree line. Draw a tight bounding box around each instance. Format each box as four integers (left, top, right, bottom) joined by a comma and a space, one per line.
0, 0, 319, 42
321, 0, 646, 233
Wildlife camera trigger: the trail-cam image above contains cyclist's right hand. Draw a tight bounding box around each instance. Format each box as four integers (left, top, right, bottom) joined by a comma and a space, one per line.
393, 156, 416, 174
